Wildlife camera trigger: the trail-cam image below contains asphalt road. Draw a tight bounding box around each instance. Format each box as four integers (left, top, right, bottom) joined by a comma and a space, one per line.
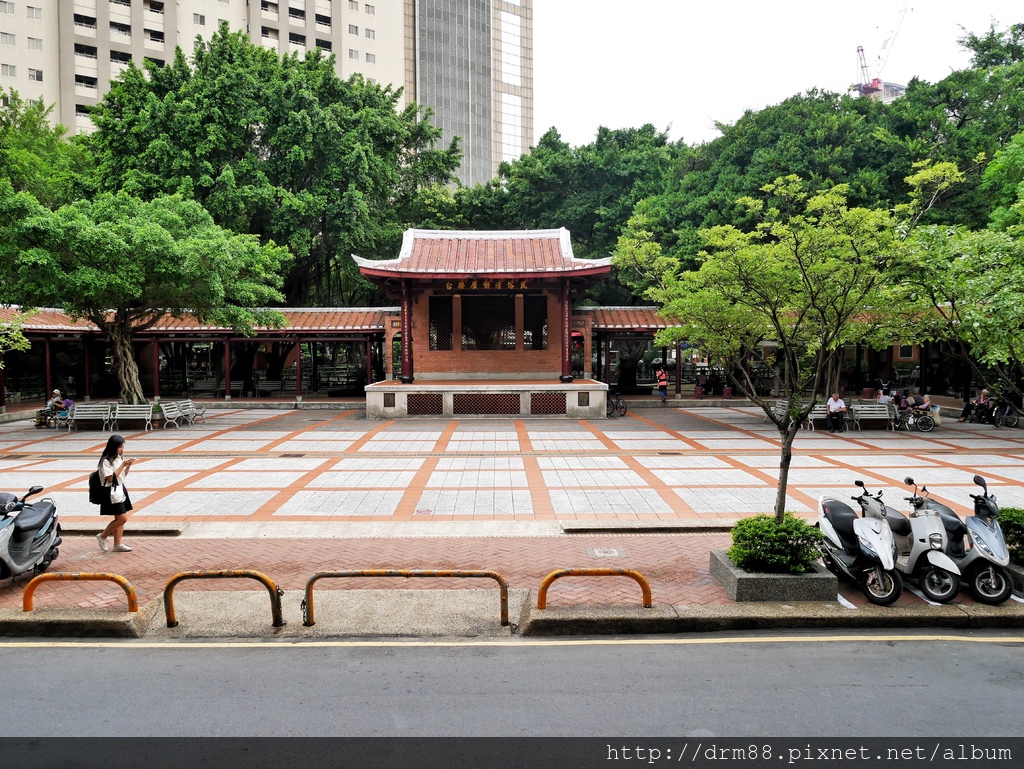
2, 630, 1022, 738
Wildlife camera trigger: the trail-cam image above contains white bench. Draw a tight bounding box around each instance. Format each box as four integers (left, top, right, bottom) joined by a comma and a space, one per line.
66, 403, 113, 432
806, 405, 851, 432
110, 404, 154, 432
180, 399, 207, 424
850, 403, 896, 430
160, 401, 188, 429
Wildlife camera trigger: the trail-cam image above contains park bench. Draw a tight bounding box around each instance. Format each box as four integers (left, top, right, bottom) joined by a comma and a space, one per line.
65, 403, 113, 432
159, 401, 188, 429
849, 403, 897, 431
110, 403, 154, 432
180, 399, 207, 424
806, 404, 851, 432
764, 399, 789, 423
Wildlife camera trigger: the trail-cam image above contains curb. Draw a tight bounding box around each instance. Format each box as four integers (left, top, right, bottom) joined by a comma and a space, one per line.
0, 597, 161, 638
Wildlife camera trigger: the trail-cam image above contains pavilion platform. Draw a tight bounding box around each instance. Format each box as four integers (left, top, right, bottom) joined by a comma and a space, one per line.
364, 378, 609, 419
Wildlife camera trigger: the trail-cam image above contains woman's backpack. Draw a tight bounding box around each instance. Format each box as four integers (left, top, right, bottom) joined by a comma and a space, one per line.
88, 471, 106, 505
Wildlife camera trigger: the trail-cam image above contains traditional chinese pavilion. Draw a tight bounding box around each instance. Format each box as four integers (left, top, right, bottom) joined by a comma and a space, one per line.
353, 228, 612, 418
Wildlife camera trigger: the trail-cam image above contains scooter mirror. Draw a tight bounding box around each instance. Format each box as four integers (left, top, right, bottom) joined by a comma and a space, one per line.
855, 480, 865, 488
974, 475, 987, 491
904, 477, 915, 486
26, 486, 43, 497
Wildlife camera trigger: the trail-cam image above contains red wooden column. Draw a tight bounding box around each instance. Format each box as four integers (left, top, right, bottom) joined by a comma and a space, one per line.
365, 338, 373, 386
83, 341, 91, 402
223, 340, 232, 401
559, 279, 573, 382
675, 348, 682, 397
152, 339, 160, 402
295, 338, 303, 400
44, 337, 52, 397
400, 279, 414, 384
0, 357, 6, 414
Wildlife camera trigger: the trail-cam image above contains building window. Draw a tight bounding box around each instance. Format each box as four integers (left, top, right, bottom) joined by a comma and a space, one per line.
365, 52, 374, 63
110, 21, 131, 36
315, 38, 332, 51
110, 0, 130, 6
110, 50, 131, 63
462, 296, 516, 351
261, 1, 278, 13
348, 24, 358, 34
288, 7, 305, 22
1, 33, 14, 47
145, 1, 165, 12
348, 0, 358, 9
348, 48, 358, 59
288, 32, 305, 46
193, 13, 205, 25
28, 67, 41, 81
74, 13, 97, 29
524, 296, 548, 350
75, 104, 91, 117
429, 297, 453, 351
898, 345, 914, 359
147, 29, 164, 43
1, 64, 15, 78
365, 28, 375, 39
364, 4, 374, 15
315, 13, 330, 27
26, 5, 40, 19
500, 92, 523, 163
75, 43, 98, 58
27, 37, 41, 51
0, 2, 13, 15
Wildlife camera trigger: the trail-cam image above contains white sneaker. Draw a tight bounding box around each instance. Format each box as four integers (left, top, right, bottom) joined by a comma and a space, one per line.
96, 534, 109, 552
112, 543, 132, 552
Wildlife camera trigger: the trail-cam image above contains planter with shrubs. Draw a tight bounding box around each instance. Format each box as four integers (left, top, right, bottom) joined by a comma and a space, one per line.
1000, 507, 1024, 595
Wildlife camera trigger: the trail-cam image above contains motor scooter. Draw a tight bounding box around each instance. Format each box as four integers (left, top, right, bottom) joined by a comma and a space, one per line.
881, 478, 961, 603
903, 475, 1013, 605
0, 486, 62, 579
816, 480, 902, 606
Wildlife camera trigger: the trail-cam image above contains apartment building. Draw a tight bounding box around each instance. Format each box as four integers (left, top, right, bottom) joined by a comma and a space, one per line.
0, 0, 532, 185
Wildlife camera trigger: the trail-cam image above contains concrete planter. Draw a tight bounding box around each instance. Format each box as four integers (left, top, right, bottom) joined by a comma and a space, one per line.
710, 550, 837, 602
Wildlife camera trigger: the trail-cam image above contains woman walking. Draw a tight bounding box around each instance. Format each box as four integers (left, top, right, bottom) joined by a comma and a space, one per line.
96, 434, 136, 552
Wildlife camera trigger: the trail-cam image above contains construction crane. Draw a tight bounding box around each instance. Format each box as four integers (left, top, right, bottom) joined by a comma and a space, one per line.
855, 45, 883, 98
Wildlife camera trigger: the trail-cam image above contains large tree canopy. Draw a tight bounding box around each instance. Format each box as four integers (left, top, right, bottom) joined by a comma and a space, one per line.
0, 182, 291, 402
85, 25, 461, 305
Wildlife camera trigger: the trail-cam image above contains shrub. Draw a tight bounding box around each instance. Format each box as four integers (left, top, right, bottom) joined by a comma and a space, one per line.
726, 513, 824, 574
1000, 507, 1024, 565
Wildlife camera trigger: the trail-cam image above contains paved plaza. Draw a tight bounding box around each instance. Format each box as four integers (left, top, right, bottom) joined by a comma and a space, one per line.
2, 405, 1023, 616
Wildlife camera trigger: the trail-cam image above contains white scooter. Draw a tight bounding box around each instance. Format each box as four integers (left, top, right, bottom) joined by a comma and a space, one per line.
882, 478, 961, 603
0, 486, 62, 579
816, 480, 902, 605
904, 475, 1013, 605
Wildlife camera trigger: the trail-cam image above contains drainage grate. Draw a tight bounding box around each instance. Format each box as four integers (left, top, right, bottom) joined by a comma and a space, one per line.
587, 547, 627, 558
280, 453, 305, 458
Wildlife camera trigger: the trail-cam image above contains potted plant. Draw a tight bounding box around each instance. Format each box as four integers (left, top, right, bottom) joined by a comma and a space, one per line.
1000, 507, 1024, 594
710, 513, 836, 601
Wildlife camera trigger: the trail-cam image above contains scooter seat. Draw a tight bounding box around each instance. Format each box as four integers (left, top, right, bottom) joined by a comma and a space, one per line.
13, 500, 56, 534
937, 508, 966, 539
822, 499, 858, 539
884, 508, 912, 537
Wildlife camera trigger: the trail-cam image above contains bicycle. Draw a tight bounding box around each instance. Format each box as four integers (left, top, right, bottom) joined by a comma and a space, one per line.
991, 400, 1020, 429
606, 391, 627, 417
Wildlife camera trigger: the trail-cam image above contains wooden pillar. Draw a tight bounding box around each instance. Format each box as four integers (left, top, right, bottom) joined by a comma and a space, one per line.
400, 279, 414, 383
559, 279, 573, 382
675, 347, 682, 396
310, 341, 318, 395
604, 336, 611, 383
365, 338, 373, 386
223, 340, 232, 401
44, 336, 52, 398
152, 339, 160, 402
295, 339, 303, 401
0, 356, 6, 413
83, 341, 91, 402
919, 342, 928, 394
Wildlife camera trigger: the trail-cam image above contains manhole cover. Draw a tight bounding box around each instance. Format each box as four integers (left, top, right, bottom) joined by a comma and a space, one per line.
414, 508, 433, 515
587, 547, 627, 558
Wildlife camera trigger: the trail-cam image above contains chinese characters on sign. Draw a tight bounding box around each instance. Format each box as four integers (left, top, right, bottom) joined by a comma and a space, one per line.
444, 279, 530, 291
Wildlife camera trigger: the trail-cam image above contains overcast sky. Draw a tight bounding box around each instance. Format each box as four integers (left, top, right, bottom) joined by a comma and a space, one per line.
532, 0, 1022, 148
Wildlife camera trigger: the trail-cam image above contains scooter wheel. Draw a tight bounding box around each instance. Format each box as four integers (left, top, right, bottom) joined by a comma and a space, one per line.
861, 568, 903, 606
970, 565, 1013, 605
920, 566, 960, 603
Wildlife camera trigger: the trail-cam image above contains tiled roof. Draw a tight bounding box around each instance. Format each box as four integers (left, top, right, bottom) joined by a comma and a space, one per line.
1, 308, 396, 334
576, 306, 676, 331
353, 228, 612, 277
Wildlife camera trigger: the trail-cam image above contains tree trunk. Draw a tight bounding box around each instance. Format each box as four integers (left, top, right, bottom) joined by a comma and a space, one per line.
774, 423, 798, 523
107, 325, 145, 404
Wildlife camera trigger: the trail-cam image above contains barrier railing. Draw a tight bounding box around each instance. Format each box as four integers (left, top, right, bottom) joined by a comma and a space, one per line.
536, 568, 653, 609
163, 569, 285, 628
301, 569, 510, 627
22, 572, 139, 613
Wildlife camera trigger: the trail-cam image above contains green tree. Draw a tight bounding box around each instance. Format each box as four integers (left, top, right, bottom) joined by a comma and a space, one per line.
0, 182, 291, 403
86, 25, 460, 305
645, 178, 896, 521
0, 88, 95, 208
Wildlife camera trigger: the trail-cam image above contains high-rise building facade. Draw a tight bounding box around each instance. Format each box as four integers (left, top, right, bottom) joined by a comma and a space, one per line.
0, 0, 531, 185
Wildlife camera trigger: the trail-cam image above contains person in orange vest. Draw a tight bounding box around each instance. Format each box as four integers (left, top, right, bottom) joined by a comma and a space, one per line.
657, 367, 668, 402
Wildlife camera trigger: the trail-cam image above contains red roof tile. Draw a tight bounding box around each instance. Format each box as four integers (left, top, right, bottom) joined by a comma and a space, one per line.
353, 229, 612, 278
576, 306, 676, 331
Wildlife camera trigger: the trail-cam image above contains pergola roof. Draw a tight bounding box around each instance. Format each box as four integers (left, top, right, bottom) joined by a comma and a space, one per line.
353, 228, 612, 280
1, 308, 396, 335
577, 306, 676, 332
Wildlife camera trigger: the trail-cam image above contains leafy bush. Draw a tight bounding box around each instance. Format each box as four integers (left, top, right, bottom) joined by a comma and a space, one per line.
726, 513, 824, 574
1000, 507, 1024, 565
